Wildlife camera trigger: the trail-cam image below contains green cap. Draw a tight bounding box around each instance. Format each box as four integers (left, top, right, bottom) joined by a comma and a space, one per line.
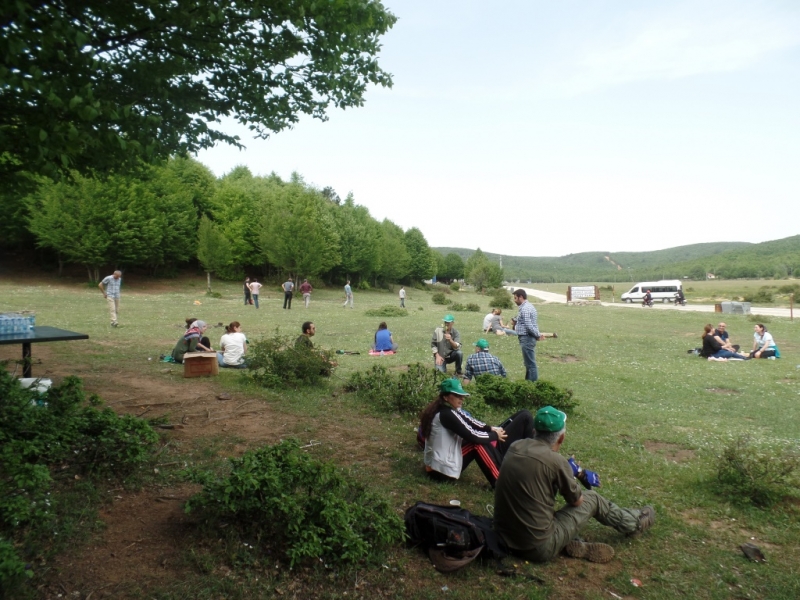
474, 338, 489, 349
440, 378, 469, 396
443, 314, 455, 323
534, 406, 567, 432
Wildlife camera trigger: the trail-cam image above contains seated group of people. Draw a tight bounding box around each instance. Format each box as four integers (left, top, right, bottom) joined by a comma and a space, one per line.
418, 378, 655, 564
482, 308, 517, 336
701, 322, 779, 361
170, 318, 248, 368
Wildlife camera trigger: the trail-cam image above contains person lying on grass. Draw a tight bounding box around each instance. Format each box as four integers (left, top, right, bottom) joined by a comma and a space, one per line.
419, 378, 534, 488
493, 406, 655, 564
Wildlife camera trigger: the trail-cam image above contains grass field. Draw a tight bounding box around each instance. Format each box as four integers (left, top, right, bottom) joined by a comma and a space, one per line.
1, 276, 799, 599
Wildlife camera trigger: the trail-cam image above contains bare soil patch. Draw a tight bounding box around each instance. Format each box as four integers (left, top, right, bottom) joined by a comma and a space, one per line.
550, 354, 580, 363
643, 441, 695, 463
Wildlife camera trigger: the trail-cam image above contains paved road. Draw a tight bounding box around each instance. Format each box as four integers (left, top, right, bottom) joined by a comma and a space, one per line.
507, 287, 795, 318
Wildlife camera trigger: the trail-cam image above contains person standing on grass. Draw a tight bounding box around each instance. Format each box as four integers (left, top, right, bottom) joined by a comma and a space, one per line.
299, 279, 313, 308
98, 270, 122, 327
431, 314, 463, 375
248, 278, 262, 309
282, 277, 294, 309
243, 277, 252, 305
399, 286, 406, 308
343, 280, 354, 308
511, 289, 541, 381
493, 406, 656, 564
463, 339, 506, 383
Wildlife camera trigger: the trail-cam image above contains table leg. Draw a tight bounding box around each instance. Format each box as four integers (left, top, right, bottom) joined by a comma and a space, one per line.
22, 342, 32, 378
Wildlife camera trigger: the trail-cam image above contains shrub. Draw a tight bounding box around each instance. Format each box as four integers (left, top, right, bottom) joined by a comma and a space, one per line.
205, 290, 222, 299
431, 292, 451, 305
743, 288, 774, 303
716, 434, 800, 507
465, 303, 481, 312
777, 284, 800, 296
0, 371, 158, 593
185, 439, 405, 567
471, 375, 578, 414
747, 314, 771, 323
365, 305, 409, 318
449, 302, 466, 311
489, 288, 514, 309
358, 280, 371, 290
449, 282, 460, 292
344, 363, 446, 415
246, 333, 335, 388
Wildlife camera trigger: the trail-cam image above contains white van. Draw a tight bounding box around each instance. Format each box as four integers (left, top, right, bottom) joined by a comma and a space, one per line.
621, 280, 683, 304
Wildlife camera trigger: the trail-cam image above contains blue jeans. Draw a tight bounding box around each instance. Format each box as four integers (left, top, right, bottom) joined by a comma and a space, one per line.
253, 294, 259, 309
519, 335, 538, 381
712, 349, 741, 359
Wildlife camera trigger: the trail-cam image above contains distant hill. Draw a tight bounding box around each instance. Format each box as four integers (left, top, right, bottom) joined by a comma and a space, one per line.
434, 237, 800, 282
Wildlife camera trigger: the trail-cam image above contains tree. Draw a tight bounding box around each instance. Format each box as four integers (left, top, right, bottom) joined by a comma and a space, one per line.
332, 195, 380, 283
441, 253, 465, 282
464, 248, 488, 281
375, 219, 410, 283
197, 216, 232, 292
464, 248, 503, 291
1, 0, 397, 184
403, 228, 436, 282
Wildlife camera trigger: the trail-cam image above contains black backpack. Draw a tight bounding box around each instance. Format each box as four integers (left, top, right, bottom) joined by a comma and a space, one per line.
404, 502, 508, 571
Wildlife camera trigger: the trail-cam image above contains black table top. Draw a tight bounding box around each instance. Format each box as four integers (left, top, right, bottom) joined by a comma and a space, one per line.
0, 326, 89, 345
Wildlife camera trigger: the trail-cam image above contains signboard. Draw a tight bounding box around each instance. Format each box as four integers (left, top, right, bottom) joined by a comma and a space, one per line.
567, 286, 599, 301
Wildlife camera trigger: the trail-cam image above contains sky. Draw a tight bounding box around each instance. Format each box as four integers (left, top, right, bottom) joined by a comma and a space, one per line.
196, 0, 800, 258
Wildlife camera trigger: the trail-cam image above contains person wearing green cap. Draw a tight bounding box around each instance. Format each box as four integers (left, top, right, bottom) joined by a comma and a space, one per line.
494, 406, 656, 564
463, 339, 506, 383
431, 314, 463, 375
418, 378, 535, 488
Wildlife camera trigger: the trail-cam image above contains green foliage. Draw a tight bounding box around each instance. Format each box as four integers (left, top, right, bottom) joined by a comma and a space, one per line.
489, 287, 514, 309
449, 282, 461, 292
184, 439, 405, 567
404, 228, 436, 282
205, 290, 222, 299
431, 292, 451, 305
246, 333, 335, 388
471, 375, 578, 414
465, 303, 481, 312
743, 287, 774, 303
777, 284, 800, 296
344, 364, 445, 415
197, 215, 232, 291
364, 306, 409, 318
449, 302, 465, 311
464, 248, 504, 290
715, 435, 800, 507
0, 371, 157, 592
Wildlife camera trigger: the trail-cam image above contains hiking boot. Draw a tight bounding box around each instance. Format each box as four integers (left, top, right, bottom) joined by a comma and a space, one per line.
629, 506, 656, 537
564, 539, 614, 563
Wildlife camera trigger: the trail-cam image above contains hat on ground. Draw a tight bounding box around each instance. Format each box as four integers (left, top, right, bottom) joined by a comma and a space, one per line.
440, 378, 469, 396
474, 339, 489, 349
443, 314, 455, 322
534, 406, 567, 432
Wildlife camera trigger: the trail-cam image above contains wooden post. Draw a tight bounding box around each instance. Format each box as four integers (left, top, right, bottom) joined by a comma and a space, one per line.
791, 293, 794, 322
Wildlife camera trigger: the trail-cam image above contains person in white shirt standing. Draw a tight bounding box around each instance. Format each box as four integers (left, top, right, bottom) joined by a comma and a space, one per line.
399, 286, 406, 308
248, 279, 263, 309
98, 270, 122, 327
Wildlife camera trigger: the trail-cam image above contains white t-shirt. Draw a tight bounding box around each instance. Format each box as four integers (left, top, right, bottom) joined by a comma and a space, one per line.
220, 332, 247, 365
249, 282, 262, 295
482, 313, 494, 330
754, 331, 775, 350
399, 288, 406, 298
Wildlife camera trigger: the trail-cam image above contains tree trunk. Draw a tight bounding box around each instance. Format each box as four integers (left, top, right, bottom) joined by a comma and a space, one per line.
207, 271, 212, 293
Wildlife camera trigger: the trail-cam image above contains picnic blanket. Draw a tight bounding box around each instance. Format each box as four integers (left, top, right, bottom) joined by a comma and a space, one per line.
369, 350, 396, 356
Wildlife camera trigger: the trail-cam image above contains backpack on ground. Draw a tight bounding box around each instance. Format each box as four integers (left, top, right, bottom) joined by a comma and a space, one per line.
404, 502, 507, 572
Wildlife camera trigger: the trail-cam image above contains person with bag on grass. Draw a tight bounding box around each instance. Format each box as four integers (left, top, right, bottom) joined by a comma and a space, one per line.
493, 406, 655, 564
419, 378, 535, 488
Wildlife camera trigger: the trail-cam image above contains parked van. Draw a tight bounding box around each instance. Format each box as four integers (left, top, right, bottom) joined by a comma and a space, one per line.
621, 280, 683, 304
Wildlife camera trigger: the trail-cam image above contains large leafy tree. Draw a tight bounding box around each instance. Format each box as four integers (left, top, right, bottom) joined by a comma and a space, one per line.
403, 227, 436, 282
197, 215, 232, 292
0, 0, 396, 184
375, 219, 410, 283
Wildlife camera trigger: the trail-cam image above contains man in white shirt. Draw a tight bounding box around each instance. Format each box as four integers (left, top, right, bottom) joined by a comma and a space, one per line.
249, 279, 263, 309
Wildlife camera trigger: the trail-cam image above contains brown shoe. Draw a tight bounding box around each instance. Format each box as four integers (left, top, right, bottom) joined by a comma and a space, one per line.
629, 506, 656, 537
564, 539, 615, 563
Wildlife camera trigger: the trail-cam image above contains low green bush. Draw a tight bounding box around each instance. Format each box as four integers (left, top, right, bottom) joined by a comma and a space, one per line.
743, 287, 774, 303
185, 439, 405, 567
471, 375, 578, 414
489, 288, 514, 309
449, 302, 466, 311
0, 371, 158, 594
715, 434, 800, 507
465, 302, 481, 312
205, 290, 223, 299
777, 283, 800, 296
449, 282, 460, 292
431, 292, 451, 305
364, 306, 409, 318
246, 333, 335, 388
344, 363, 446, 415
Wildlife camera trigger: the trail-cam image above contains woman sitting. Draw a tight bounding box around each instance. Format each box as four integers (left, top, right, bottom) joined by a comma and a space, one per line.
701, 324, 748, 361
218, 321, 247, 368
488, 308, 517, 336
372, 321, 398, 352
750, 323, 779, 359
419, 378, 534, 488
171, 319, 212, 363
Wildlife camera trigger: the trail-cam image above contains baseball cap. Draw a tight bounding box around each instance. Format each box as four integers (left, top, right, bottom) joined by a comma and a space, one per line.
443, 314, 455, 322
534, 406, 567, 432
440, 378, 469, 396
474, 339, 489, 349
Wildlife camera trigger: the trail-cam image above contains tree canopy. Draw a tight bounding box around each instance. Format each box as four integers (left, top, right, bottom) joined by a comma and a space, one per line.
0, 0, 396, 184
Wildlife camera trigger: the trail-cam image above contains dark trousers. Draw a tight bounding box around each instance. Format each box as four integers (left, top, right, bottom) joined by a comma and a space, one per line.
461, 410, 534, 488
283, 291, 293, 309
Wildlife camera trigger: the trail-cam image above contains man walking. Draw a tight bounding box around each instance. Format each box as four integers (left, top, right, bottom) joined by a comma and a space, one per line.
282, 277, 294, 309
511, 289, 540, 381
249, 278, 262, 309
343, 280, 354, 308
399, 286, 406, 308
299, 279, 313, 308
463, 339, 506, 383
431, 314, 463, 375
494, 406, 655, 564
98, 270, 122, 327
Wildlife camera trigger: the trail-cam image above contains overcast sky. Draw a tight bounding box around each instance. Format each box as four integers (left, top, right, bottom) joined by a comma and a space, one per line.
196, 0, 800, 258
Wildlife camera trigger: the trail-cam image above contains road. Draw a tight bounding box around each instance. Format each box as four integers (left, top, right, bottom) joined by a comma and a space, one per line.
507, 287, 795, 319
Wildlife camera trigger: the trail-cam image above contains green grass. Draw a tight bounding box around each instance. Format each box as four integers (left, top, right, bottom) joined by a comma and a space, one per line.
2, 276, 799, 599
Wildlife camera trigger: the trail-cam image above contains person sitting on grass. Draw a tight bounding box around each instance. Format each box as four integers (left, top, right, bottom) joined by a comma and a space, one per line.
751, 323, 779, 359
493, 406, 655, 564
714, 322, 739, 352
701, 324, 749, 361
487, 308, 517, 336
419, 378, 534, 489
463, 338, 506, 384
296, 321, 315, 349
217, 321, 247, 368
372, 321, 398, 352
171, 319, 212, 363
